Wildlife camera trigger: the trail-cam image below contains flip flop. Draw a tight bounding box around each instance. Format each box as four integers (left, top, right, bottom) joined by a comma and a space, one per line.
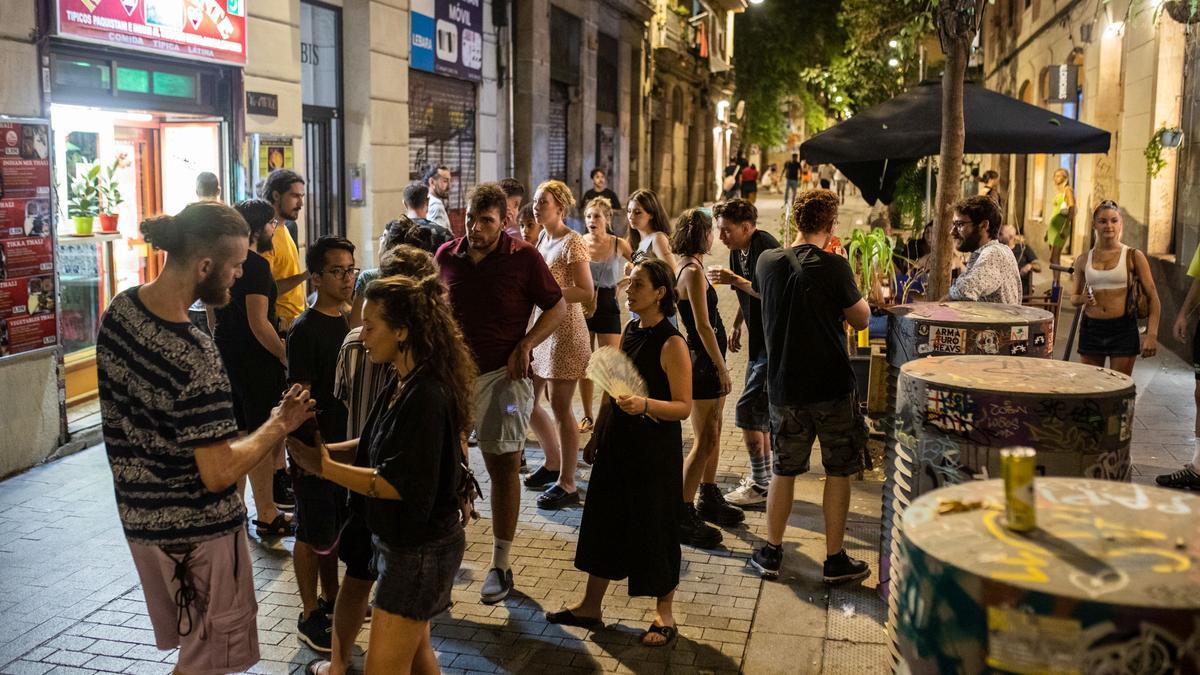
545, 608, 603, 629
640, 622, 677, 648
304, 659, 329, 675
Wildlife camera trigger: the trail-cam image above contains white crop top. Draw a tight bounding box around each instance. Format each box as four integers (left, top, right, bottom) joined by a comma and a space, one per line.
1085, 245, 1129, 291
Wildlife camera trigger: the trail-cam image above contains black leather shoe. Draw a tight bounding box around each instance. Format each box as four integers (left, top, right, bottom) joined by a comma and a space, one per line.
537, 484, 580, 510
523, 465, 558, 489
696, 483, 745, 525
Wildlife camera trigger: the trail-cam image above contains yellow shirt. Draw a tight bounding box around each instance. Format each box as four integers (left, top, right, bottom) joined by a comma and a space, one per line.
1188, 241, 1200, 279
263, 224, 306, 322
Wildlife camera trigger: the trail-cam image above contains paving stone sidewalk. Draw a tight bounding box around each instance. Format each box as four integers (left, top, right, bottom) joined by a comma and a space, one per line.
0, 192, 1190, 674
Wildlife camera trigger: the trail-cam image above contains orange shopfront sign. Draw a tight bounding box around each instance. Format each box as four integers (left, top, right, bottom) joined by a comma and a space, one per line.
57, 0, 247, 66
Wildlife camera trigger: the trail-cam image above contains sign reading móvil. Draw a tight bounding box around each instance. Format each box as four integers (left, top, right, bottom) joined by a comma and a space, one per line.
410, 0, 482, 82
57, 0, 248, 66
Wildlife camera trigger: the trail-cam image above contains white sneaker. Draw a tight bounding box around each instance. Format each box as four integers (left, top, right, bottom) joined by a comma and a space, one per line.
725, 477, 768, 506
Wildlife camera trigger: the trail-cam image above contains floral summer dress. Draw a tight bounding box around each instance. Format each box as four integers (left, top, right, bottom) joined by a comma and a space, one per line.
533, 229, 592, 380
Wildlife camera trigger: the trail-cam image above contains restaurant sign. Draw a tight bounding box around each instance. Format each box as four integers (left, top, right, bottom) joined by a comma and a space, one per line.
57, 0, 248, 66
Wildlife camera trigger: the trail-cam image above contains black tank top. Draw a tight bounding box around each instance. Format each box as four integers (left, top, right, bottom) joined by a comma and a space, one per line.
676, 262, 726, 351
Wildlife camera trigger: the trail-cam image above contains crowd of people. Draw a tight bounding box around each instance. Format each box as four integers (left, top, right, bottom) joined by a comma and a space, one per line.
94, 153, 1197, 674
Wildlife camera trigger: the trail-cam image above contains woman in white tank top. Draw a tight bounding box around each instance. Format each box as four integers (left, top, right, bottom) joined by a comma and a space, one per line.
1069, 200, 1160, 375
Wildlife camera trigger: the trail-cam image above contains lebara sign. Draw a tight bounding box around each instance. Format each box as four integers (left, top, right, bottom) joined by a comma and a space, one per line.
57, 0, 248, 66
410, 0, 482, 83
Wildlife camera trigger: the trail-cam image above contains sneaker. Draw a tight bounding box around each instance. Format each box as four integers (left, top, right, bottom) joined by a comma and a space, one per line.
273, 469, 295, 510
468, 429, 478, 446
317, 596, 335, 619
750, 544, 782, 579
536, 484, 580, 510
696, 483, 745, 525
297, 610, 333, 653
1156, 465, 1200, 490
523, 465, 558, 489
823, 550, 870, 585
578, 416, 594, 433
725, 477, 769, 507
680, 503, 722, 549
480, 567, 514, 604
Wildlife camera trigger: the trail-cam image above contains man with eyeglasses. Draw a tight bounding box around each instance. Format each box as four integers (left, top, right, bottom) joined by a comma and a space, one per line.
286, 235, 359, 652
945, 195, 1022, 305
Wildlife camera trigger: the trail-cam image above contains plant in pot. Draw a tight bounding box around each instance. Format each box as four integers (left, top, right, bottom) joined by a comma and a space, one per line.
67, 162, 102, 236
98, 156, 126, 233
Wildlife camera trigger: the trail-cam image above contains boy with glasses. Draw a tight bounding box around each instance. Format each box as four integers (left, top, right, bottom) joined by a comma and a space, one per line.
287, 235, 358, 652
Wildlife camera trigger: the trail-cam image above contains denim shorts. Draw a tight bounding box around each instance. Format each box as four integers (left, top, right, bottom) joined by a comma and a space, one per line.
735, 352, 770, 431
372, 526, 465, 621
769, 393, 869, 477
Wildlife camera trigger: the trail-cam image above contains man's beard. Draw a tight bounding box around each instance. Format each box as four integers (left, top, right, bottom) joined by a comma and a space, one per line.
956, 231, 982, 253
469, 231, 498, 251
196, 269, 231, 307
435, 186, 449, 200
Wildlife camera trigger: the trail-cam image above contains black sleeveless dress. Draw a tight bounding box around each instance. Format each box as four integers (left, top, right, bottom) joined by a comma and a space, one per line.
574, 318, 683, 598
676, 263, 727, 400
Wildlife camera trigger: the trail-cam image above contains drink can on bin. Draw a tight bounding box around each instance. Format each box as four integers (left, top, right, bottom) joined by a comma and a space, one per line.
1000, 447, 1037, 531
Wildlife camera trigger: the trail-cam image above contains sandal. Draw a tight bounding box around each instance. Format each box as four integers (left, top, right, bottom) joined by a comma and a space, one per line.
578, 416, 594, 433
304, 659, 329, 675
253, 513, 294, 537
640, 622, 677, 648
545, 608, 603, 629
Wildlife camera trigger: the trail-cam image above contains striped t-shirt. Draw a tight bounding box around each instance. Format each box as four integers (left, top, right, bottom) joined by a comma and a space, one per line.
96, 289, 244, 546
333, 326, 393, 439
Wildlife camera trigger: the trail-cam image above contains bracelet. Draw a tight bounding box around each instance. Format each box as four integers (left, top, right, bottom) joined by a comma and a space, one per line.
642, 398, 650, 416
368, 469, 379, 498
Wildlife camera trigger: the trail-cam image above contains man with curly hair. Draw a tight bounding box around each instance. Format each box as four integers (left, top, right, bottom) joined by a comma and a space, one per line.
750, 190, 872, 585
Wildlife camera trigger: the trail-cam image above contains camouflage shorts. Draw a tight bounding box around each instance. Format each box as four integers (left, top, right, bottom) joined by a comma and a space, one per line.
769, 394, 870, 478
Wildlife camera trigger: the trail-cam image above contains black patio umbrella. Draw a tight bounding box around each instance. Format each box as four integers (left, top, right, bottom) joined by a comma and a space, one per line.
800, 81, 1112, 204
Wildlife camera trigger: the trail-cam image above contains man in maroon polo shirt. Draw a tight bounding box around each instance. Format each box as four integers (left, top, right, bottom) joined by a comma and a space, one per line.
436, 182, 566, 604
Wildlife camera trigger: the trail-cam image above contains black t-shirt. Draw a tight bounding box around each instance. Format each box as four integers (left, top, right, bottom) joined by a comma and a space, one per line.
784, 160, 801, 181
756, 244, 861, 406
729, 229, 780, 361
583, 188, 621, 211
1012, 243, 1037, 295
356, 372, 462, 547
214, 250, 276, 358
287, 308, 350, 442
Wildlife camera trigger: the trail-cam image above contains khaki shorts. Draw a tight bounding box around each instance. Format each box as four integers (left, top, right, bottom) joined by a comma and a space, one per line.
128, 529, 259, 675
473, 366, 534, 455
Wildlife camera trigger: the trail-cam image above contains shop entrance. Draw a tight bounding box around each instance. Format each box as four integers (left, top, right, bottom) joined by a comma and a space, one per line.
47, 45, 235, 414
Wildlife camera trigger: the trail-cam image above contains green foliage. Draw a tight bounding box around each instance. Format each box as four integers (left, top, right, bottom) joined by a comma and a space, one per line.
733, 0, 845, 148
847, 227, 898, 302
68, 162, 101, 218
830, 0, 935, 113
890, 162, 927, 228
99, 156, 125, 215
1145, 126, 1183, 178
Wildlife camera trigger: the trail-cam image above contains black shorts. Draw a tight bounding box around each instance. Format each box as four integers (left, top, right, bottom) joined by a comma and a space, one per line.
690, 333, 728, 401
1078, 314, 1140, 358
222, 351, 286, 432
586, 287, 622, 335
338, 512, 374, 582
292, 473, 347, 551
1192, 318, 1200, 381
769, 393, 869, 477
372, 526, 465, 621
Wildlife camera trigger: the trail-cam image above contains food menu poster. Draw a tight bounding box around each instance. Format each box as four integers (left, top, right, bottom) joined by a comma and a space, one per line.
0, 120, 57, 358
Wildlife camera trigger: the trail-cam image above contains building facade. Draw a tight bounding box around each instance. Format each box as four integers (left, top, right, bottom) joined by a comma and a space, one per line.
980, 0, 1191, 354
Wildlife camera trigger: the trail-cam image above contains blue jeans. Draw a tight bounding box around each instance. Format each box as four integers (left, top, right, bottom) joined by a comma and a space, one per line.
735, 352, 770, 431
783, 179, 799, 208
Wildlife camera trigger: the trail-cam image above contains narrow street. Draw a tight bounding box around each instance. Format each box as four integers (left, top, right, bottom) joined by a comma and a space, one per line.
1, 192, 1193, 674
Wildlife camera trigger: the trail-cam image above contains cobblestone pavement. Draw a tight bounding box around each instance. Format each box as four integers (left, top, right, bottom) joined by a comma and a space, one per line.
1, 192, 1192, 674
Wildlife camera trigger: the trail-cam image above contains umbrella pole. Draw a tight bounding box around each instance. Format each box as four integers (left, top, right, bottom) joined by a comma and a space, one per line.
924, 159, 933, 224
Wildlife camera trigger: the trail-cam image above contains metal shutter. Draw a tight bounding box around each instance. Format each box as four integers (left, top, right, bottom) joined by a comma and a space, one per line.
408, 70, 477, 237
548, 81, 569, 182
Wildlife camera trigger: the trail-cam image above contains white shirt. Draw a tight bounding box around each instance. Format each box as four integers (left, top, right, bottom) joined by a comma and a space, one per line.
426, 194, 451, 231
948, 239, 1023, 305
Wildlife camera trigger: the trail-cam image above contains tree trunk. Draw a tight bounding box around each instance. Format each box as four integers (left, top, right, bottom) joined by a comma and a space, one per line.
927, 0, 986, 299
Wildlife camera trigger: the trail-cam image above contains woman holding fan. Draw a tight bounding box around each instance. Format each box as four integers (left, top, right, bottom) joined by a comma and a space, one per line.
546, 259, 692, 648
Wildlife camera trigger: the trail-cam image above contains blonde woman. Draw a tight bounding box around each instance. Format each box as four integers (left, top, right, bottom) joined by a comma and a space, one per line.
1045, 168, 1076, 294
524, 180, 595, 510
579, 196, 633, 432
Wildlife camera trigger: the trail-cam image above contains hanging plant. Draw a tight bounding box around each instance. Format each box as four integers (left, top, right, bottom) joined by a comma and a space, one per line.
1163, 0, 1200, 24
1145, 126, 1184, 178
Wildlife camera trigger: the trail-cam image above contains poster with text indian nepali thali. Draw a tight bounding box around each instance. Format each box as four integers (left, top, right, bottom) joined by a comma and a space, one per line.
0, 121, 57, 358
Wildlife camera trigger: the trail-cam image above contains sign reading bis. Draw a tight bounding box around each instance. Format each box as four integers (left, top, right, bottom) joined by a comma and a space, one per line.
411, 0, 482, 83
56, 0, 247, 66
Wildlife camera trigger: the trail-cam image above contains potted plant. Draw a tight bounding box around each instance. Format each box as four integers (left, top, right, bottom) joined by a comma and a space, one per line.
67, 162, 102, 236
98, 156, 125, 233
1146, 126, 1185, 179
1163, 0, 1200, 24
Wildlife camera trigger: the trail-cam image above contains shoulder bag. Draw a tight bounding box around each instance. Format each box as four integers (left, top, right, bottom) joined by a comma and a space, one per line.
1124, 246, 1150, 320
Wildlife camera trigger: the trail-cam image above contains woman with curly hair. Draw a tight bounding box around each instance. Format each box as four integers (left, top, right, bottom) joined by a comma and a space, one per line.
288, 272, 478, 675
523, 180, 594, 511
